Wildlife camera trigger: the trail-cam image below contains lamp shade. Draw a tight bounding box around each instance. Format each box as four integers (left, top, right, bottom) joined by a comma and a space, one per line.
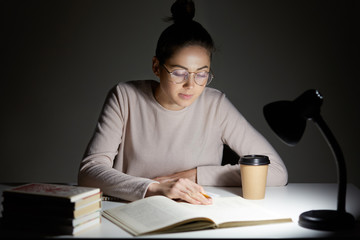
263, 89, 323, 146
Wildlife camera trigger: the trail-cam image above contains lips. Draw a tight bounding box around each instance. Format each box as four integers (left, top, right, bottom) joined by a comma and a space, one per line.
179, 93, 193, 100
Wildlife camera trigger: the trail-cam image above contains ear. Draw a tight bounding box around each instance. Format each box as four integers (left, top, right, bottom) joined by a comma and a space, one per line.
152, 56, 160, 77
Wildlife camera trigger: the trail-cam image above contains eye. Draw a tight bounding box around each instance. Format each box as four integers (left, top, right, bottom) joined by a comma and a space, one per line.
172, 70, 188, 77
196, 71, 209, 78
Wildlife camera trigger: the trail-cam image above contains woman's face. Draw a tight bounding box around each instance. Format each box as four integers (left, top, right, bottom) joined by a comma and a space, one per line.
153, 45, 211, 111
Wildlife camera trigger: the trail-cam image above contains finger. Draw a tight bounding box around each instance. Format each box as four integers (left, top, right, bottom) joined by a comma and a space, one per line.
178, 178, 202, 192
190, 191, 212, 205
183, 180, 207, 198
168, 178, 211, 205
178, 179, 212, 205
179, 191, 202, 205
162, 179, 190, 199
168, 180, 201, 204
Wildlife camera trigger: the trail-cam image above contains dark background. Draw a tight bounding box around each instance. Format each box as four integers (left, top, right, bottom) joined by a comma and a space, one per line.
2, 0, 359, 188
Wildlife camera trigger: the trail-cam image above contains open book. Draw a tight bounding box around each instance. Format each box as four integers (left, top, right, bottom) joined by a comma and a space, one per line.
102, 195, 292, 236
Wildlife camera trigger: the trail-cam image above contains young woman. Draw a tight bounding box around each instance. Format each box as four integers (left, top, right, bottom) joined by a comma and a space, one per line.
78, 0, 288, 205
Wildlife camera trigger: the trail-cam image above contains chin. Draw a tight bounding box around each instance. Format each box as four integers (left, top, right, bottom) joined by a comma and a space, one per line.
178, 99, 195, 108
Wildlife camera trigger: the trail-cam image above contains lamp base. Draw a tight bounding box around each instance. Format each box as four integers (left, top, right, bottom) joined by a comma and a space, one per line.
299, 210, 355, 231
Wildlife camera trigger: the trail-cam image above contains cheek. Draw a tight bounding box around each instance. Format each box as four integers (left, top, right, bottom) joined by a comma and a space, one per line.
160, 79, 177, 95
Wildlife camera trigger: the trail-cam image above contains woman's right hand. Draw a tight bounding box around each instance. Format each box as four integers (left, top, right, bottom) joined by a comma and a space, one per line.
145, 178, 212, 205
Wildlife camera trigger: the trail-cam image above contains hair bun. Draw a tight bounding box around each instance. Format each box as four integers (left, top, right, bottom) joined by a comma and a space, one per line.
170, 0, 195, 24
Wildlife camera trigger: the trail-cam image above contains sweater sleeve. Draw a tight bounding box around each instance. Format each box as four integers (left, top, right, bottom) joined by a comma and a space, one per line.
77, 85, 157, 201
197, 95, 288, 187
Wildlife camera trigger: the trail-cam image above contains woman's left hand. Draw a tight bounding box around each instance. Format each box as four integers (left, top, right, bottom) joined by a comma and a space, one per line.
152, 168, 197, 183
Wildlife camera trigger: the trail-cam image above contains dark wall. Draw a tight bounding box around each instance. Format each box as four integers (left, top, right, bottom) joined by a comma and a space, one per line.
2, 0, 359, 188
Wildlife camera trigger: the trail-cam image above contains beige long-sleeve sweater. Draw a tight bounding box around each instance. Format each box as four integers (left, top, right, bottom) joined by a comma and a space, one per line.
78, 80, 288, 201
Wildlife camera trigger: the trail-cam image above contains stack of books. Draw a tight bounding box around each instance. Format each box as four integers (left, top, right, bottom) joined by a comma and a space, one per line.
1, 183, 102, 236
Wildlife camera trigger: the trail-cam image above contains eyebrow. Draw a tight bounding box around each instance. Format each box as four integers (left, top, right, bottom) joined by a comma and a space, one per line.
169, 64, 209, 71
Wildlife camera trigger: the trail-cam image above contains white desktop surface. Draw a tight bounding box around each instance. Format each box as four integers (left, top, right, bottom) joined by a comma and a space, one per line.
1, 183, 359, 238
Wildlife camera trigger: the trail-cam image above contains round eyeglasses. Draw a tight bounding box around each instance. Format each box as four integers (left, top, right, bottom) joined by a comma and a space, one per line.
162, 64, 214, 86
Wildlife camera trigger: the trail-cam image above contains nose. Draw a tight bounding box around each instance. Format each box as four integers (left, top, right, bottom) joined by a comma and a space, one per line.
183, 73, 196, 89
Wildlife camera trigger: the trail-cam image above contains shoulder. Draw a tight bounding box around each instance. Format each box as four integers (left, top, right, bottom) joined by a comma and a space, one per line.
110, 80, 156, 99
203, 86, 225, 97
198, 87, 233, 110
191, 87, 238, 119
114, 80, 154, 93
201, 87, 226, 103
198, 87, 245, 119
101, 80, 157, 111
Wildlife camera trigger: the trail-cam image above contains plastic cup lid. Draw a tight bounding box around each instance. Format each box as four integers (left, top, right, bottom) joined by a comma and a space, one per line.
239, 155, 270, 165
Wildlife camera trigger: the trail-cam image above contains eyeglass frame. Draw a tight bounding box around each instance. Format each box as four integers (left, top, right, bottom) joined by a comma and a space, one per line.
161, 64, 214, 86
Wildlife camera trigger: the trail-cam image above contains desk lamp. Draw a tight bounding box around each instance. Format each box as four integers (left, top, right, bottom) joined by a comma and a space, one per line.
263, 89, 355, 230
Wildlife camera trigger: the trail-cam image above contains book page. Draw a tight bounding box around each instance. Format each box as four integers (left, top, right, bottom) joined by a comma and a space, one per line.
178, 197, 292, 226
102, 196, 213, 235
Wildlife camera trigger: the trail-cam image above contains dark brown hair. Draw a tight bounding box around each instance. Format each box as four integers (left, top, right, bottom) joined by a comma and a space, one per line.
155, 0, 215, 64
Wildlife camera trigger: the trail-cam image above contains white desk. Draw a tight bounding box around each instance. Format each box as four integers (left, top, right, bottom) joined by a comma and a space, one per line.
1, 183, 359, 238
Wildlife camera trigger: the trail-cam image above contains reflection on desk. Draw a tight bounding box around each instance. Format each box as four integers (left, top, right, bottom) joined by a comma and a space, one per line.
0, 183, 359, 238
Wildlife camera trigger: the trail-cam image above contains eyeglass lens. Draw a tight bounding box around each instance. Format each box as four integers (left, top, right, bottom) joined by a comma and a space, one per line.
171, 69, 211, 85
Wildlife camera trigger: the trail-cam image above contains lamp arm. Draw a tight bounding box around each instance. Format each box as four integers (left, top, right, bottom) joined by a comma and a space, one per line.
312, 114, 347, 212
